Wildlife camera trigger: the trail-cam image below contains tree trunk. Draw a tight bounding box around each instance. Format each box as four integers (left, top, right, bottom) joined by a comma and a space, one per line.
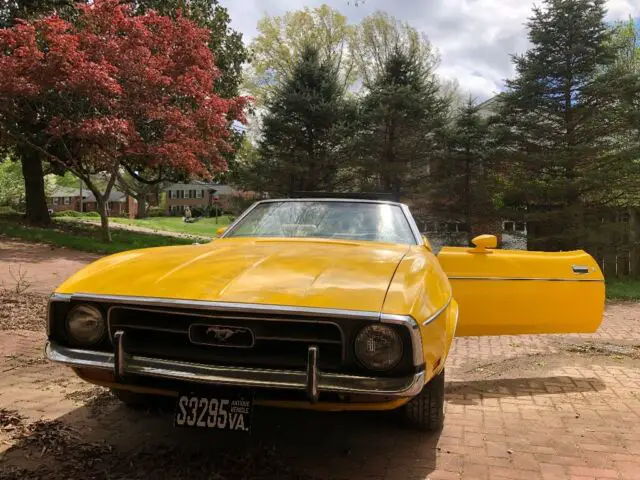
135, 194, 147, 219
97, 199, 111, 243
19, 148, 50, 225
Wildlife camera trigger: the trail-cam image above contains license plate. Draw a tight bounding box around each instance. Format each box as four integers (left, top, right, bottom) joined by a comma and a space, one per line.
174, 389, 253, 432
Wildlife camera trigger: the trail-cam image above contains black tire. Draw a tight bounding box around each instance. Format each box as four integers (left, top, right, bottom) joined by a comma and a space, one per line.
402, 369, 445, 431
110, 388, 162, 409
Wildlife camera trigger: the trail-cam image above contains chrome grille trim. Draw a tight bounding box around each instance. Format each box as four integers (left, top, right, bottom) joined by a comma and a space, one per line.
106, 305, 345, 347
49, 293, 425, 368
45, 342, 426, 397
57, 293, 380, 320
107, 304, 346, 370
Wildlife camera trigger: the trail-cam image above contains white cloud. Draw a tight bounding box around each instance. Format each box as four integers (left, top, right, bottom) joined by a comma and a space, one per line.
607, 0, 640, 18
221, 0, 640, 100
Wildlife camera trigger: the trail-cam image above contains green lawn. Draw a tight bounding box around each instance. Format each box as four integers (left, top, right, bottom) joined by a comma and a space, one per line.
54, 213, 231, 238
0, 216, 194, 255
606, 279, 640, 301
108, 215, 231, 238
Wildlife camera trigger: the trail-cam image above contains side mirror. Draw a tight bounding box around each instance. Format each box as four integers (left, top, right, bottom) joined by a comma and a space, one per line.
421, 235, 433, 252
469, 234, 497, 253
216, 226, 228, 237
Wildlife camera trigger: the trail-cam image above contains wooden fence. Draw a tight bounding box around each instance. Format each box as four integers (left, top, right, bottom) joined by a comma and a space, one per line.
594, 250, 638, 278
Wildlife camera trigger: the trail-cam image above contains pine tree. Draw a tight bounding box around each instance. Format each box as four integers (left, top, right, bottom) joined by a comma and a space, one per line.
256, 45, 350, 195
352, 46, 448, 199
497, 0, 640, 251
430, 99, 496, 243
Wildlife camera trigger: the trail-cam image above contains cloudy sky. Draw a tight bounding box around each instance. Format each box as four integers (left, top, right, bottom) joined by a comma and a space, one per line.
221, 0, 640, 101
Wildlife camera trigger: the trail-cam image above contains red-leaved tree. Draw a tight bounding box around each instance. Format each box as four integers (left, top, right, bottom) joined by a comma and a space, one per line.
0, 0, 248, 241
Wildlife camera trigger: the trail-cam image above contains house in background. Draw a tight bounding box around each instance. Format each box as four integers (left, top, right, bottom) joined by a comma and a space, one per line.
476, 95, 501, 119
48, 187, 137, 217
48, 186, 85, 213
164, 182, 236, 216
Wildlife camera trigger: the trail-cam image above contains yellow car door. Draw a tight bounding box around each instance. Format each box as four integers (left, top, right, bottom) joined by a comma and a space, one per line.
437, 235, 605, 337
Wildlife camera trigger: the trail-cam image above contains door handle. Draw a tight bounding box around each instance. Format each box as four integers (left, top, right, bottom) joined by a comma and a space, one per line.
572, 265, 590, 274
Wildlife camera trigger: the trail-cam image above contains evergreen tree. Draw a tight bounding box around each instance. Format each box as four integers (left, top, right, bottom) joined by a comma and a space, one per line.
607, 19, 640, 276
430, 99, 496, 243
352, 46, 447, 199
256, 45, 350, 195
496, 0, 640, 251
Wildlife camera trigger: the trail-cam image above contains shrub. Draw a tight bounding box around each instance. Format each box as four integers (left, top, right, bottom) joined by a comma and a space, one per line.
220, 191, 261, 216
53, 210, 82, 217
0, 206, 17, 215
53, 210, 100, 218
147, 206, 165, 217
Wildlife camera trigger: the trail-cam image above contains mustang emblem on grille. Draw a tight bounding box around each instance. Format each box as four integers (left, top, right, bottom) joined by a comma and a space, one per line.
190, 324, 254, 348
205, 326, 241, 342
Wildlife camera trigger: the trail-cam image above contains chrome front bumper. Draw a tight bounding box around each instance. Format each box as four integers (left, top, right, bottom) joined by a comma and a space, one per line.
45, 340, 425, 401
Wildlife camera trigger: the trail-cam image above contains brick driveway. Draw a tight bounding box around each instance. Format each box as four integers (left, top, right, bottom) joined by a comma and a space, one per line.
1, 241, 639, 479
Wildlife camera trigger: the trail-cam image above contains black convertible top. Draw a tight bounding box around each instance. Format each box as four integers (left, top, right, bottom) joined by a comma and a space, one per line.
290, 191, 399, 201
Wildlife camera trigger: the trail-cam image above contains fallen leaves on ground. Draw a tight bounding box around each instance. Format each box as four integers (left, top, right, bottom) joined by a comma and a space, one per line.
0, 290, 47, 331
0, 408, 30, 439
64, 388, 119, 418
0, 400, 315, 480
0, 416, 112, 480
566, 342, 640, 359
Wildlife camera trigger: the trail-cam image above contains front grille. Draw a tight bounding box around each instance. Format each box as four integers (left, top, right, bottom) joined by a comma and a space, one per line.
107, 306, 344, 371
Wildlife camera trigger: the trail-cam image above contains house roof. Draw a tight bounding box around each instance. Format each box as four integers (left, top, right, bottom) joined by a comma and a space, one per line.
476, 95, 499, 109
95, 190, 127, 203
163, 182, 236, 195
476, 95, 502, 119
50, 186, 84, 198
49, 187, 127, 203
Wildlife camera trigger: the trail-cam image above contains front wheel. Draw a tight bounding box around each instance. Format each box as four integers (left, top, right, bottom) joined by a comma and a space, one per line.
402, 369, 445, 431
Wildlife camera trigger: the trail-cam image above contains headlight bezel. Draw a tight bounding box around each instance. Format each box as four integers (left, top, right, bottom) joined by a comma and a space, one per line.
65, 303, 106, 347
353, 323, 404, 372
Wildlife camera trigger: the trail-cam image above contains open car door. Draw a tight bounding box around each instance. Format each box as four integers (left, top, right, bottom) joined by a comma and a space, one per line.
437, 236, 605, 337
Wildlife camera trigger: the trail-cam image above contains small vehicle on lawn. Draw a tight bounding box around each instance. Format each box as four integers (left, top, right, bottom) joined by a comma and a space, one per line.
46, 197, 605, 431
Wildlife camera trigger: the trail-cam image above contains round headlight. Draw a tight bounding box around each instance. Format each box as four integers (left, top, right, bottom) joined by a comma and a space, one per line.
354, 324, 403, 371
66, 304, 105, 346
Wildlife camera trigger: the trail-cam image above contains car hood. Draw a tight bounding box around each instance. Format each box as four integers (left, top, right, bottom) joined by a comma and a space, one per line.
56, 238, 411, 313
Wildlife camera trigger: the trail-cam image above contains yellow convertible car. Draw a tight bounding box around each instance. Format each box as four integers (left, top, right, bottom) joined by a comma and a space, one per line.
46, 198, 605, 431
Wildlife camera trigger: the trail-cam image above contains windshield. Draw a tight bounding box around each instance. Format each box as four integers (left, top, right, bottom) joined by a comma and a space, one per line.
224, 201, 417, 245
